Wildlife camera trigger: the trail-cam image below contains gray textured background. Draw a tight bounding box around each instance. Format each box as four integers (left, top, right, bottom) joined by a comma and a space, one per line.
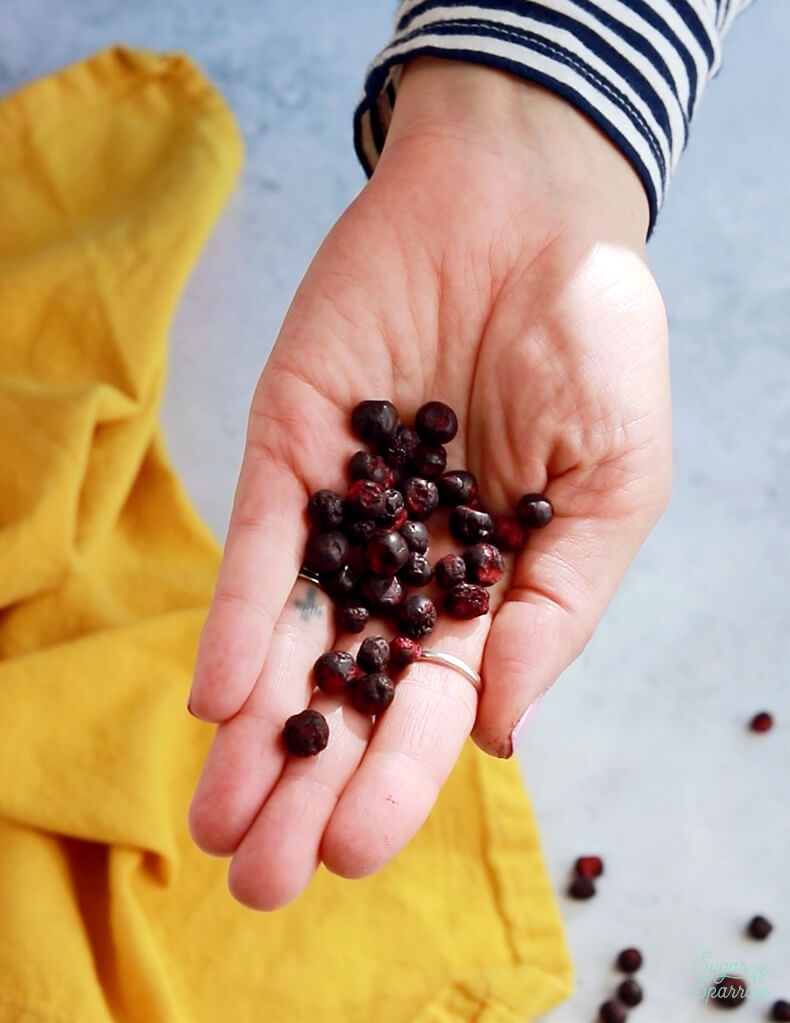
3, 1, 789, 1019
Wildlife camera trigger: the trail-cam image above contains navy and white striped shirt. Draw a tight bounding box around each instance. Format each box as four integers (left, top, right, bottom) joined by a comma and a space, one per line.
354, 0, 753, 234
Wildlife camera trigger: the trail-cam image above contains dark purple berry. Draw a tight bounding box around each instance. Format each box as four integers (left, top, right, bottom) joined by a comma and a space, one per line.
492, 516, 527, 552
381, 425, 419, 469
282, 709, 329, 756
336, 603, 369, 633
568, 876, 596, 899
445, 582, 489, 619
750, 711, 773, 732
772, 1000, 790, 1021
411, 443, 447, 480
434, 553, 467, 590
617, 948, 643, 973
516, 492, 554, 529
399, 552, 433, 587
365, 529, 410, 577
617, 979, 643, 1007
349, 450, 394, 487
710, 975, 747, 1008
344, 519, 377, 546
346, 479, 386, 521
399, 595, 438, 639
415, 400, 458, 444
351, 400, 399, 445
449, 504, 494, 544
303, 530, 350, 574
306, 489, 345, 531
574, 855, 604, 879
437, 469, 478, 507
389, 636, 422, 672
357, 636, 390, 673
320, 564, 357, 601
598, 1000, 626, 1023
360, 574, 404, 611
747, 915, 773, 939
402, 476, 439, 520
464, 543, 505, 586
312, 651, 360, 696
352, 672, 395, 715
377, 488, 407, 529
400, 520, 429, 554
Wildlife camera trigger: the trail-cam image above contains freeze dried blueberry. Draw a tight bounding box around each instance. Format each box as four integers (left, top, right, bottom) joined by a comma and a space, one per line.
435, 554, 467, 590
617, 948, 643, 973
365, 530, 410, 577
403, 476, 439, 520
336, 603, 369, 633
390, 636, 422, 673
400, 520, 429, 554
360, 574, 404, 611
617, 979, 643, 1007
303, 530, 350, 574
377, 488, 407, 529
437, 469, 477, 507
400, 552, 433, 587
568, 876, 596, 899
750, 711, 773, 733
492, 516, 527, 552
357, 636, 390, 673
574, 855, 604, 880
464, 543, 505, 586
307, 489, 345, 531
415, 400, 458, 445
313, 651, 360, 696
352, 672, 396, 715
411, 443, 447, 480
445, 582, 489, 620
346, 479, 387, 521
351, 400, 399, 445
746, 915, 773, 939
772, 1000, 790, 1021
320, 564, 357, 602
382, 425, 419, 469
449, 504, 494, 544
598, 1001, 626, 1023
516, 492, 554, 529
399, 595, 438, 639
710, 975, 747, 1008
349, 450, 394, 487
282, 709, 329, 757
345, 519, 377, 546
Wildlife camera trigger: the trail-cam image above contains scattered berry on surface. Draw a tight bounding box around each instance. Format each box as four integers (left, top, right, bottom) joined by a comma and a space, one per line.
449, 504, 494, 544
464, 543, 505, 586
445, 582, 490, 619
400, 520, 429, 554
403, 476, 440, 520
313, 651, 360, 696
747, 915, 773, 940
516, 492, 554, 529
598, 1000, 626, 1023
399, 552, 434, 587
710, 975, 747, 1008
399, 594, 438, 639
772, 1000, 790, 1021
303, 530, 350, 574
351, 400, 399, 445
750, 711, 773, 733
568, 876, 596, 900
352, 673, 396, 715
307, 489, 345, 531
437, 469, 477, 507
616, 948, 643, 973
434, 553, 466, 590
617, 979, 643, 1007
415, 401, 458, 444
282, 709, 329, 756
574, 855, 604, 880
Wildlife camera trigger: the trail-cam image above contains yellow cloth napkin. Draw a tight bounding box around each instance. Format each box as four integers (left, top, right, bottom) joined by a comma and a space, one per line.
0, 47, 573, 1023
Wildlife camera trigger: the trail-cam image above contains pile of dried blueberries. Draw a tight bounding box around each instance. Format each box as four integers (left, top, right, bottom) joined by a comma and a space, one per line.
282, 399, 554, 756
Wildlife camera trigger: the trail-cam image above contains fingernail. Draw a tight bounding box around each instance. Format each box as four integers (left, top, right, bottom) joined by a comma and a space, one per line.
187, 694, 197, 717
510, 694, 544, 753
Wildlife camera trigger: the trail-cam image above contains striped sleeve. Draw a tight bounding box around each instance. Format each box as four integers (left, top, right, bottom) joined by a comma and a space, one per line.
353, 0, 754, 235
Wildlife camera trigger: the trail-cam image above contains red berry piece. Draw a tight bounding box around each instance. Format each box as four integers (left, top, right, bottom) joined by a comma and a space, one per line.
574, 855, 604, 880
516, 492, 554, 528
464, 543, 505, 586
399, 594, 438, 639
351, 400, 399, 445
389, 636, 422, 673
598, 1001, 626, 1023
360, 574, 404, 611
377, 488, 407, 529
415, 400, 458, 444
357, 636, 390, 673
750, 711, 773, 732
399, 552, 434, 587
492, 515, 527, 552
381, 425, 419, 469
616, 948, 643, 973
710, 975, 747, 1008
352, 673, 396, 715
349, 450, 394, 487
344, 519, 377, 546
568, 876, 596, 899
437, 469, 478, 507
411, 443, 447, 480
303, 530, 350, 574
320, 564, 357, 602
435, 553, 467, 590
346, 479, 386, 521
617, 979, 643, 1007
313, 651, 360, 695
449, 504, 494, 544
445, 582, 489, 620
365, 529, 410, 577
746, 914, 772, 939
336, 603, 369, 633
282, 709, 329, 756
307, 489, 345, 531
772, 1000, 790, 1021
403, 476, 440, 520
400, 520, 429, 553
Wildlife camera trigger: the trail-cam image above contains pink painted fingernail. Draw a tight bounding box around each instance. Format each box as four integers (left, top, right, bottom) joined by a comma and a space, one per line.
510, 694, 544, 753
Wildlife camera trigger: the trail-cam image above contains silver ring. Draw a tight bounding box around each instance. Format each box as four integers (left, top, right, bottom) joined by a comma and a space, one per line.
297, 568, 323, 587
419, 649, 482, 693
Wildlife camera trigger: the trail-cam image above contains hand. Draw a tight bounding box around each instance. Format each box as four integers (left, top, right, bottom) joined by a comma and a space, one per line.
186, 58, 672, 910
